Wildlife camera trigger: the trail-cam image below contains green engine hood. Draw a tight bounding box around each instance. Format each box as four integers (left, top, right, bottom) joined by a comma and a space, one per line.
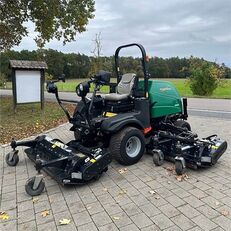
138, 80, 183, 118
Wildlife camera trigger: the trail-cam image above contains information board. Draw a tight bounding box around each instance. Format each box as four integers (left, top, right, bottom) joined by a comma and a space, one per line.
16, 70, 41, 103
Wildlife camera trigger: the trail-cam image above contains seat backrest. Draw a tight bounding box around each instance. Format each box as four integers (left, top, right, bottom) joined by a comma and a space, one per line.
117, 73, 136, 95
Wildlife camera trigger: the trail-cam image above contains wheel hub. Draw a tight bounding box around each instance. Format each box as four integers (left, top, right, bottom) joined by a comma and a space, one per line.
126, 136, 141, 158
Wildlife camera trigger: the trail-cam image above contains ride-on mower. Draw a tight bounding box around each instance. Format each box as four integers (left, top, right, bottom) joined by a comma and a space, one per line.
6, 43, 227, 196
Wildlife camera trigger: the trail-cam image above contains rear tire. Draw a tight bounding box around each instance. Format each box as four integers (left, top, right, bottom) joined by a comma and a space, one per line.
174, 120, 191, 131
109, 127, 145, 165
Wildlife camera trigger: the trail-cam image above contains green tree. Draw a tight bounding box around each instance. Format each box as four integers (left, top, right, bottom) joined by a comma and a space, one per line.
0, 72, 6, 87
189, 59, 222, 96
0, 0, 95, 50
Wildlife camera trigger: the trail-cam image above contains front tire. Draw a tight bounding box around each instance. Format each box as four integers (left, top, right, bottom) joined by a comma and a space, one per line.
5, 152, 19, 166
109, 127, 145, 165
25, 177, 45, 196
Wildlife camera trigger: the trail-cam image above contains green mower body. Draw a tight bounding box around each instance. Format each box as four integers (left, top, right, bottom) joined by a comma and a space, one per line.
138, 80, 183, 118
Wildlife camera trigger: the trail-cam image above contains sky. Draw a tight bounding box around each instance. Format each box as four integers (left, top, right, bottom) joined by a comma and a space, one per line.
14, 0, 231, 66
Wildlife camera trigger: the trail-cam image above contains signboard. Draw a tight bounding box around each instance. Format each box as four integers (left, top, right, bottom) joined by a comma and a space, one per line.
15, 70, 41, 103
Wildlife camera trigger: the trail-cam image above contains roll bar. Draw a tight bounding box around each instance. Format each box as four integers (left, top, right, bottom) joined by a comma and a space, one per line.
114, 43, 149, 97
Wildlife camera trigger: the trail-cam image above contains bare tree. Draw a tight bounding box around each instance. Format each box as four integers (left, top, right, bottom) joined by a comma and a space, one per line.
91, 32, 102, 58
90, 32, 103, 74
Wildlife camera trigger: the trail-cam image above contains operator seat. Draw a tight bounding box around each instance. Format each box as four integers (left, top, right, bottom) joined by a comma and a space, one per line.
103, 73, 136, 101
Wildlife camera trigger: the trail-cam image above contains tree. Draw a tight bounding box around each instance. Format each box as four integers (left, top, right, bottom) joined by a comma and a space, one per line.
0, 72, 6, 87
0, 0, 95, 50
189, 58, 222, 96
90, 32, 103, 75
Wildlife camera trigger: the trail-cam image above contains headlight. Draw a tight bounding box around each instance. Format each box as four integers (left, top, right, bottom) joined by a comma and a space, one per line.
76, 82, 90, 97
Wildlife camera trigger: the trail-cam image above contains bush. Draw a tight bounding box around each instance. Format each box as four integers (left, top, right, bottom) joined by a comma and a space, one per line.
189, 62, 221, 96
0, 73, 6, 88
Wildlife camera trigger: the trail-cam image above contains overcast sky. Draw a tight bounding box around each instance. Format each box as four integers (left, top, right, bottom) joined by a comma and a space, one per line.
14, 0, 231, 66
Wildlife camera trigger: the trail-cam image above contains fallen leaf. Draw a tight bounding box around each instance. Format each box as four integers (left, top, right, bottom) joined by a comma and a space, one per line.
41, 210, 50, 217
149, 190, 156, 195
165, 166, 175, 171
221, 210, 230, 217
32, 197, 39, 203
175, 174, 189, 182
118, 190, 127, 196
112, 216, 120, 220
0, 211, 9, 220
176, 175, 183, 182
118, 168, 128, 174
215, 201, 220, 206
102, 187, 108, 192
59, 218, 71, 225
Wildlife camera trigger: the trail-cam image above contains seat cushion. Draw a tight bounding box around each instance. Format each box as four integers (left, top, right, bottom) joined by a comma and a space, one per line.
103, 93, 129, 101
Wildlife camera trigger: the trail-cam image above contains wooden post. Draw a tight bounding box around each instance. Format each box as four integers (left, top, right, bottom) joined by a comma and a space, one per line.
12, 69, 17, 113
40, 69, 45, 111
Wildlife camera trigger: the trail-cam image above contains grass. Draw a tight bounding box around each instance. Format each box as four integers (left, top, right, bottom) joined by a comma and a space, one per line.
56, 78, 231, 99
0, 96, 75, 144
1, 78, 231, 98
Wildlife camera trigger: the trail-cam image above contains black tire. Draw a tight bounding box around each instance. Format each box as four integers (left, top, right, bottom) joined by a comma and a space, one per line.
175, 161, 186, 175
25, 177, 45, 196
5, 153, 19, 166
153, 150, 164, 166
109, 127, 145, 165
174, 120, 191, 131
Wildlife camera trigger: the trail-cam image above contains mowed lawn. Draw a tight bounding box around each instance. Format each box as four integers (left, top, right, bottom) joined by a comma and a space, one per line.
56, 78, 231, 99
1, 78, 231, 98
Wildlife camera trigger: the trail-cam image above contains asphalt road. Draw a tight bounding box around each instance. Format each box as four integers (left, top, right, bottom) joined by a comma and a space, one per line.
1, 89, 231, 119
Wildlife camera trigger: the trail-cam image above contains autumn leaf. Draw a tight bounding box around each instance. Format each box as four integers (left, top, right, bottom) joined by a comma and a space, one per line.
149, 190, 156, 195
112, 216, 120, 220
165, 166, 175, 171
221, 210, 230, 217
102, 187, 108, 192
118, 168, 128, 174
215, 201, 220, 206
32, 197, 39, 203
175, 174, 189, 182
0, 211, 9, 220
41, 210, 50, 217
59, 218, 71, 225
118, 190, 127, 196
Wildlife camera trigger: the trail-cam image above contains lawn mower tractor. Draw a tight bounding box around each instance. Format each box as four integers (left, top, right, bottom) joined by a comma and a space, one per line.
6, 43, 227, 196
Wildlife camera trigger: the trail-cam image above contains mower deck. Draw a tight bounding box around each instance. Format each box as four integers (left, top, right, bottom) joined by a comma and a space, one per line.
6, 135, 111, 195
